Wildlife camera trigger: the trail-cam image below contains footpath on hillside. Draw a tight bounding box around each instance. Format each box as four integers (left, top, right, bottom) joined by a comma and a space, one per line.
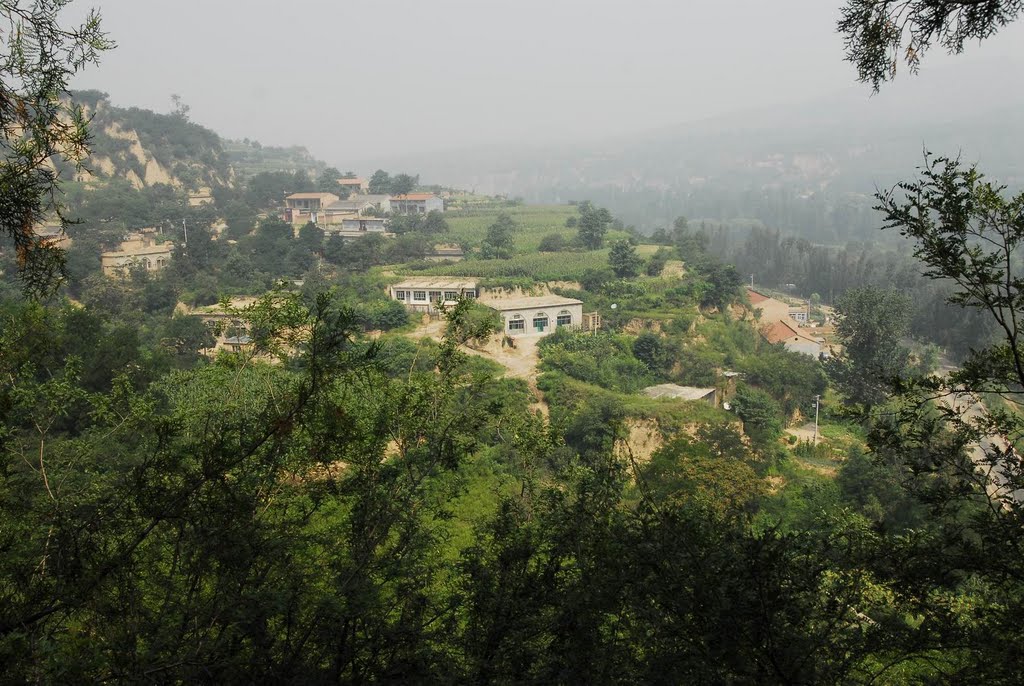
408, 316, 549, 417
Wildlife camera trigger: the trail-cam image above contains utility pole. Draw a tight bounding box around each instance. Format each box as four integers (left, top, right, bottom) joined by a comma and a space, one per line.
813, 394, 821, 445
182, 219, 188, 247
750, 274, 754, 289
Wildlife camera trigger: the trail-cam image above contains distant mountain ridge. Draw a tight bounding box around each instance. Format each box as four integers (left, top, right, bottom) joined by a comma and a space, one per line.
360, 61, 1024, 235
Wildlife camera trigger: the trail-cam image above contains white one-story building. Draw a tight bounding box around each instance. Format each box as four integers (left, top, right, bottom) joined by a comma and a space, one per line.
479, 294, 584, 337
390, 278, 479, 313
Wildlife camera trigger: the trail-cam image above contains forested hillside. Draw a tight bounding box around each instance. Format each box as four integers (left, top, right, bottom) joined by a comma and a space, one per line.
5, 1, 1024, 682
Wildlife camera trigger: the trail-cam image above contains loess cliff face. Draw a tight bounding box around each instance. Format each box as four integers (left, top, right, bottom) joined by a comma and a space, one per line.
68, 91, 234, 191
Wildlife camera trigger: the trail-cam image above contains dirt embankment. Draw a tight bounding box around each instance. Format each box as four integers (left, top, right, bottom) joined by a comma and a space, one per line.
615, 419, 663, 465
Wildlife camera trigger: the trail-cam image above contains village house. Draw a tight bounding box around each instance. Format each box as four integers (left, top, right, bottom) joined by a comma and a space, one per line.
287, 193, 392, 229
101, 228, 174, 277
283, 192, 340, 225
223, 335, 253, 354
389, 278, 478, 313
747, 288, 791, 322
479, 294, 584, 337
761, 319, 823, 357
390, 193, 444, 214
789, 304, 809, 323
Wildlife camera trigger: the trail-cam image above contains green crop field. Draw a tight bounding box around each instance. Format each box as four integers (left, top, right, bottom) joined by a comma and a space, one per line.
443, 203, 632, 251
404, 244, 660, 284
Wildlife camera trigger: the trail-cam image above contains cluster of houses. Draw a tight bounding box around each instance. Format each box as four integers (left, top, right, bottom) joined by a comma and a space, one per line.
90, 181, 455, 280
747, 288, 827, 357
282, 179, 445, 241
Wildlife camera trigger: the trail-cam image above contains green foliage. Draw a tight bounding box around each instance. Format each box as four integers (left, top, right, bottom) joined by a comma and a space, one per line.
646, 246, 671, 276
391, 173, 418, 195
826, 286, 912, 407
245, 169, 312, 208
366, 169, 418, 195
479, 212, 517, 260
576, 200, 613, 250
838, 0, 1022, 90
608, 237, 643, 278
0, 3, 112, 296
539, 328, 654, 393
643, 431, 764, 516
580, 266, 615, 292
368, 168, 391, 194
739, 347, 827, 416
223, 139, 325, 179
408, 247, 626, 282
537, 232, 567, 252
632, 331, 670, 374
317, 166, 346, 196
698, 261, 743, 310
353, 298, 409, 331
733, 385, 784, 446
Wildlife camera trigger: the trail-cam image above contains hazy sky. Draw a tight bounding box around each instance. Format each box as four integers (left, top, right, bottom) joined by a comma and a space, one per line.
71, 0, 1024, 168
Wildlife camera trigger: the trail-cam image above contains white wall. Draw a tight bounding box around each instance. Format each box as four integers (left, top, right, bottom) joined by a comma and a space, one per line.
499, 303, 583, 337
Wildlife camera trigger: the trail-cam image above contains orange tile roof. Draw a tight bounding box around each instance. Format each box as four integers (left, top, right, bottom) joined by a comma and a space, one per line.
391, 193, 436, 201
747, 288, 770, 304
761, 319, 803, 345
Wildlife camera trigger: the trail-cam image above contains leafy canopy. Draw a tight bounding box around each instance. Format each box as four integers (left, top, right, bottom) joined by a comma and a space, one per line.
0, 0, 113, 296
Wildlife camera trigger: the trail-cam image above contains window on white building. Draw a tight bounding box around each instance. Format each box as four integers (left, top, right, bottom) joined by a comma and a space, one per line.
508, 315, 525, 332
396, 290, 407, 301
556, 311, 573, 327
444, 291, 459, 300
413, 291, 427, 302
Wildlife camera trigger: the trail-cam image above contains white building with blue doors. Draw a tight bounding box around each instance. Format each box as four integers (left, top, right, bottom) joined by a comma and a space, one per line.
480, 294, 584, 338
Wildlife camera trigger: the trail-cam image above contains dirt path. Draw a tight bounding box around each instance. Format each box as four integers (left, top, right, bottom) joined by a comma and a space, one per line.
785, 422, 818, 443
408, 316, 549, 417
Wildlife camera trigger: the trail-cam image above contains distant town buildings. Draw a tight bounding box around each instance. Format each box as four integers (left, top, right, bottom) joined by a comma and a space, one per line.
101, 228, 173, 277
